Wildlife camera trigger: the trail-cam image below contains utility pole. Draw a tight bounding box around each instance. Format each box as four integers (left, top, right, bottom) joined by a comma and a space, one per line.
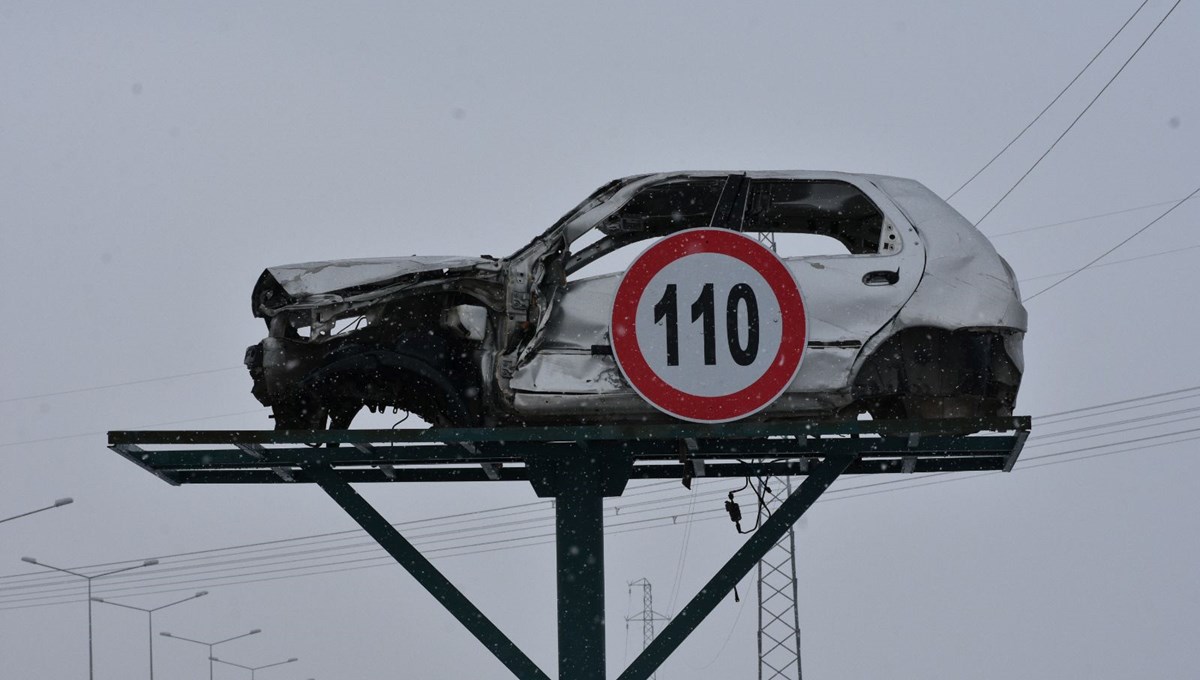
20, 556, 159, 680
626, 579, 670, 679
757, 476, 803, 680
92, 591, 208, 680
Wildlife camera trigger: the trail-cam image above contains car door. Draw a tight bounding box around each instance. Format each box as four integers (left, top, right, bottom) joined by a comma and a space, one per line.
736, 174, 924, 399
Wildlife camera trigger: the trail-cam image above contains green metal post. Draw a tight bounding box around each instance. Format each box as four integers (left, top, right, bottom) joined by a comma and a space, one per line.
554, 457, 607, 680
303, 464, 550, 680
527, 447, 631, 680
618, 454, 853, 680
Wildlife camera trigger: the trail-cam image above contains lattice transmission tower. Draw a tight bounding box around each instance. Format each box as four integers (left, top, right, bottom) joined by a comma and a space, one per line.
757, 476, 804, 680
751, 227, 804, 679
626, 578, 671, 679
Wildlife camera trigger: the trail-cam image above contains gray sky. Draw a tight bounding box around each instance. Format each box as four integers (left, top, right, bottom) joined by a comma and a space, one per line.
2, 1, 1198, 678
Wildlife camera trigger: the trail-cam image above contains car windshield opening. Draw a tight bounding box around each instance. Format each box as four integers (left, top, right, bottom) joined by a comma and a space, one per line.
565, 177, 726, 278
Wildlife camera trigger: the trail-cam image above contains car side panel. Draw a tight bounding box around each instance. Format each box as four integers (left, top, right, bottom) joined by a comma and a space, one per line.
509, 273, 626, 396
783, 245, 922, 393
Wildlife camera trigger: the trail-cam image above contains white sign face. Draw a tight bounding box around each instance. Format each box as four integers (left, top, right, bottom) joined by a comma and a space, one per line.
611, 228, 807, 423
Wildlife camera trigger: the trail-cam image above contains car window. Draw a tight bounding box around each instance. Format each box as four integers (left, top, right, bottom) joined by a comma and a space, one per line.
740, 180, 899, 257
565, 177, 726, 279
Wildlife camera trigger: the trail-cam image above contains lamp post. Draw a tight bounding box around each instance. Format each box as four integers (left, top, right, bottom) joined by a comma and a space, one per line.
0, 498, 73, 524
92, 591, 207, 680
210, 655, 298, 680
160, 628, 261, 680
19, 556, 158, 680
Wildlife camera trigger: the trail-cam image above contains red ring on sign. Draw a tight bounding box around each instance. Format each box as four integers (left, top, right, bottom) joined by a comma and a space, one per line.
610, 228, 807, 423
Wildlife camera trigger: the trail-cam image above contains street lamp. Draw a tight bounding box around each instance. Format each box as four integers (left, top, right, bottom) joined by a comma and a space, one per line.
210, 656, 298, 680
92, 590, 207, 680
160, 628, 261, 680
0, 498, 73, 524
19, 556, 159, 680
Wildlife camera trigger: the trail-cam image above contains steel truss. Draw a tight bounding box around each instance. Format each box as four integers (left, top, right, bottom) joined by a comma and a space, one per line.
108, 417, 1028, 680
758, 476, 803, 680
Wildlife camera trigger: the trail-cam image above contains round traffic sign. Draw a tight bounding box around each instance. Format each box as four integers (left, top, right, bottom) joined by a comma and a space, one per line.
610, 228, 807, 423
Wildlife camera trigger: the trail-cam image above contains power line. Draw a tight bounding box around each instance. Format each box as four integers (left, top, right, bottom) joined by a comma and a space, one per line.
1036, 392, 1200, 427
946, 0, 1152, 201
4, 421, 1191, 612
0, 408, 269, 450
974, 0, 1183, 227
6, 384, 1200, 607
1020, 243, 1200, 283
0, 367, 242, 405
1034, 405, 1200, 440
1035, 384, 1200, 420
4, 383, 1196, 594
1023, 183, 1200, 301
990, 196, 1189, 238
830, 432, 1200, 503
4, 414, 1197, 609
0, 501, 554, 587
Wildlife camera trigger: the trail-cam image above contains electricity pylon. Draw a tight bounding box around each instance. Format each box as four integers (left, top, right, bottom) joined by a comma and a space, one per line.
757, 476, 803, 680
626, 578, 671, 679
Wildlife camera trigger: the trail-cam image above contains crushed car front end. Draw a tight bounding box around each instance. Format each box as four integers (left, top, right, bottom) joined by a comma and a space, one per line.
246, 256, 505, 429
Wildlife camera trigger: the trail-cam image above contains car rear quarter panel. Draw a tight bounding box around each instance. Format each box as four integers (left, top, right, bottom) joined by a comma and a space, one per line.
866, 175, 1027, 332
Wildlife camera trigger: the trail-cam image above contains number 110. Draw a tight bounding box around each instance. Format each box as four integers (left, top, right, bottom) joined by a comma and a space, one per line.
652, 283, 760, 367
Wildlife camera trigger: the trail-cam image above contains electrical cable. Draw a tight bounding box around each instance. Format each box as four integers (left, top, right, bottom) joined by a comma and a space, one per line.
0, 500, 554, 587
6, 417, 1197, 609
974, 0, 1183, 227
6, 408, 1192, 603
1020, 243, 1200, 283
1023, 183, 1200, 301
666, 484, 698, 615
1035, 384, 1200, 420
5, 386, 1198, 606
0, 367, 243, 405
4, 414, 1183, 610
691, 590, 749, 670
990, 195, 1190, 238
827, 432, 1199, 503
946, 0, 1152, 201
3, 422, 1192, 612
1036, 392, 1200, 427
0, 408, 269, 450
1033, 405, 1200, 440
7, 402, 1190, 604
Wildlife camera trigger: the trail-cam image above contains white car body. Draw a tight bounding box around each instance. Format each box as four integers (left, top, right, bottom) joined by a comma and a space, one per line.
246, 171, 1026, 429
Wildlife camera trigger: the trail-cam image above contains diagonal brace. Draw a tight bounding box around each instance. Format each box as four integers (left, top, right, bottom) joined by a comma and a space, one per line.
618, 454, 854, 680
303, 464, 550, 680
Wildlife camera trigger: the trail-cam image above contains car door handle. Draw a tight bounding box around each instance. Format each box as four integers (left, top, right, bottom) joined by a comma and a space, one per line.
862, 270, 899, 286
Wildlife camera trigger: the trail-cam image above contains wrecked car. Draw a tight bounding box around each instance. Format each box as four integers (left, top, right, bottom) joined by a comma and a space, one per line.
246, 171, 1026, 429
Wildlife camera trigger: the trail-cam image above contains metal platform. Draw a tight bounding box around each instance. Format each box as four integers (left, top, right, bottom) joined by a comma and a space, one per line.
107, 416, 1029, 680
109, 416, 1029, 486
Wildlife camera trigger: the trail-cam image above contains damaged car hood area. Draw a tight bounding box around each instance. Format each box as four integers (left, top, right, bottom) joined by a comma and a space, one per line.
253, 256, 496, 312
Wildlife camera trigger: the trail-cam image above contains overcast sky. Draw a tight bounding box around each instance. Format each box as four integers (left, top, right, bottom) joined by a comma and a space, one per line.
2, 1, 1198, 678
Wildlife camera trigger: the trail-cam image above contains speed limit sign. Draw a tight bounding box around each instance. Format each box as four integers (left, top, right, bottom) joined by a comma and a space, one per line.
610, 228, 807, 423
